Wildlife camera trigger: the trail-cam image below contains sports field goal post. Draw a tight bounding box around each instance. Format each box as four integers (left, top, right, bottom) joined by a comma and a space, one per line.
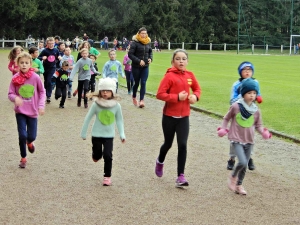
289, 35, 300, 55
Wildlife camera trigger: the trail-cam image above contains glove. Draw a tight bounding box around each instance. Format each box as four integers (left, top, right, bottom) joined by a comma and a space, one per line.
217, 127, 229, 137
256, 96, 263, 104
262, 128, 272, 139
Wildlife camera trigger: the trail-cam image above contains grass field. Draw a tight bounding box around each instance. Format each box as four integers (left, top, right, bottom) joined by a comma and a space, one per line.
2, 48, 299, 140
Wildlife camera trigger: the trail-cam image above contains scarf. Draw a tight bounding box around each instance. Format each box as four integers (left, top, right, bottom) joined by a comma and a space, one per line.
237, 98, 258, 120
135, 33, 151, 45
12, 68, 34, 86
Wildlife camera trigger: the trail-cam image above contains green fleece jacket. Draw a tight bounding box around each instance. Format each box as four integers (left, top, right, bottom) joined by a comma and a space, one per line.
32, 58, 44, 75
81, 98, 125, 140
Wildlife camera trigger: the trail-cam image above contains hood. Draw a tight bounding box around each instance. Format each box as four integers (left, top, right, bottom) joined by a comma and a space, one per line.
95, 98, 118, 108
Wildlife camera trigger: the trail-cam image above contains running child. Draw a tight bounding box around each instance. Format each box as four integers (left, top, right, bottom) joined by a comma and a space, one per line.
29, 46, 44, 76
218, 78, 271, 195
8, 45, 24, 75
81, 77, 126, 186
52, 61, 69, 108
8, 52, 46, 168
60, 46, 75, 98
123, 46, 134, 94
155, 49, 201, 188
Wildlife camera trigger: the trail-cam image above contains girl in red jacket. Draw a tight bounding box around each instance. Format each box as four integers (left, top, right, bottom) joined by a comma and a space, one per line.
8, 46, 24, 75
155, 49, 201, 188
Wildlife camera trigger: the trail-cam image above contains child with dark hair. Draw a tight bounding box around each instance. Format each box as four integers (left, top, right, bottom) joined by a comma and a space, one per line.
218, 78, 271, 195
29, 46, 44, 76
60, 47, 75, 98
123, 46, 134, 94
88, 54, 99, 94
51, 61, 69, 108
227, 61, 263, 171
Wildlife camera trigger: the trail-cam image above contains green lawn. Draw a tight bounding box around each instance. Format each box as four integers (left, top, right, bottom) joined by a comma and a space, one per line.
3, 48, 299, 139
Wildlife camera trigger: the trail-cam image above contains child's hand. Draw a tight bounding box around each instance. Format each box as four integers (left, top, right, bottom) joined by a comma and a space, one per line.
178, 91, 188, 101
33, 68, 39, 72
14, 96, 23, 106
217, 127, 229, 137
42, 56, 47, 60
38, 108, 45, 116
262, 128, 272, 139
188, 94, 197, 104
256, 96, 263, 104
58, 56, 62, 60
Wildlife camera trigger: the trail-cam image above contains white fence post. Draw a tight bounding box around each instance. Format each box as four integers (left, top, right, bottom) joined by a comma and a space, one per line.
237, 43, 240, 54
266, 44, 268, 54
196, 43, 198, 50
14, 39, 16, 47
281, 45, 283, 53
182, 42, 184, 49
252, 44, 254, 54
1, 39, 4, 48
210, 43, 212, 51
168, 42, 170, 50
224, 43, 226, 51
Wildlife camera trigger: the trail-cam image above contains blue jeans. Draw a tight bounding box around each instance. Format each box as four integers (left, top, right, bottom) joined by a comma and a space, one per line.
131, 66, 149, 101
44, 67, 56, 98
16, 113, 37, 158
124, 70, 134, 93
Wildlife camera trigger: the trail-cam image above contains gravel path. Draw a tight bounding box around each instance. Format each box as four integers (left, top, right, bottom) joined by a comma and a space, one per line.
0, 56, 299, 225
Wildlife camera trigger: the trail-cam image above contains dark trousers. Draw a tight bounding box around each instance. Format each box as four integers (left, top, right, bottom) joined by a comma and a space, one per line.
55, 86, 67, 106
158, 115, 189, 176
77, 79, 89, 104
92, 137, 113, 177
43, 67, 56, 98
131, 66, 149, 101
89, 75, 96, 92
125, 70, 134, 93
15, 113, 37, 158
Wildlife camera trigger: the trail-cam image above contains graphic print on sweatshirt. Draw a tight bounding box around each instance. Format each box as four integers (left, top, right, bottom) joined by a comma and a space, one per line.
98, 110, 115, 125
19, 84, 35, 100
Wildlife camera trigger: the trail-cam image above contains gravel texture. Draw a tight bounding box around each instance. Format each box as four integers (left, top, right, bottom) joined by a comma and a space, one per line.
1, 56, 299, 225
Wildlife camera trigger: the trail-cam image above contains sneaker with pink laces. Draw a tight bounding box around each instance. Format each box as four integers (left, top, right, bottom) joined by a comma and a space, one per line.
176, 174, 189, 187
103, 177, 112, 186
235, 185, 247, 195
132, 98, 138, 106
19, 158, 27, 168
27, 142, 35, 153
228, 173, 238, 191
155, 159, 164, 177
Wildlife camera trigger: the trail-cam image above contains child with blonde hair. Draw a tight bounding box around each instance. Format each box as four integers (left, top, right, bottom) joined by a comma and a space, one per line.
8, 45, 24, 75
8, 52, 46, 168
81, 77, 126, 186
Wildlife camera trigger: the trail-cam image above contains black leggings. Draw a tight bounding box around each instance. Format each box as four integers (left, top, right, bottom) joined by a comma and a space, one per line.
92, 137, 113, 177
158, 115, 189, 176
77, 79, 89, 104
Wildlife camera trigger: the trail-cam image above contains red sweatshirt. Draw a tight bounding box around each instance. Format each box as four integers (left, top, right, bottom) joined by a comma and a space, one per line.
156, 67, 201, 117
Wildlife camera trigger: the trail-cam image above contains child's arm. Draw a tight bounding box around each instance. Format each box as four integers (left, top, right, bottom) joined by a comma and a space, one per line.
81, 103, 96, 139
69, 62, 79, 81
8, 81, 22, 106
37, 59, 44, 74
115, 103, 126, 142
37, 76, 46, 115
118, 62, 125, 78
8, 61, 18, 73
156, 75, 181, 102
102, 63, 108, 78
188, 73, 201, 104
90, 63, 100, 75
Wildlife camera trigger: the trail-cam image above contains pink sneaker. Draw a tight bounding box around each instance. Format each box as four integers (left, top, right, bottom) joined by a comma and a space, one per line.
19, 158, 27, 168
235, 185, 247, 195
139, 100, 145, 108
103, 177, 112, 186
176, 174, 189, 187
132, 98, 138, 106
155, 159, 164, 177
27, 142, 35, 153
228, 173, 238, 191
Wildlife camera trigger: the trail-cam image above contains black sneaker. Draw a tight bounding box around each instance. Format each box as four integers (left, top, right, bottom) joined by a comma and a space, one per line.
227, 159, 235, 170
46, 97, 51, 103
248, 158, 255, 170
59, 105, 64, 108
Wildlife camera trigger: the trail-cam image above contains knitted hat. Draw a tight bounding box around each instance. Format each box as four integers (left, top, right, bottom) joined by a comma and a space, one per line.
238, 61, 254, 77
98, 78, 117, 96
240, 78, 259, 97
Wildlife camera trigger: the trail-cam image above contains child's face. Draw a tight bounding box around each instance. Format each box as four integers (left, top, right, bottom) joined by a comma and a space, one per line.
172, 52, 188, 71
100, 90, 113, 99
89, 56, 96, 63
243, 90, 257, 105
59, 44, 65, 51
109, 51, 116, 60
32, 50, 39, 59
241, 67, 253, 79
47, 40, 55, 49
16, 48, 22, 55
62, 65, 69, 71
64, 48, 71, 56
18, 57, 31, 73
39, 43, 44, 48
81, 51, 89, 58
83, 43, 89, 48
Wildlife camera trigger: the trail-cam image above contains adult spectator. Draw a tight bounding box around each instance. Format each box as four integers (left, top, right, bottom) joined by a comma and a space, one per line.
104, 36, 109, 50
83, 33, 89, 41
128, 27, 153, 108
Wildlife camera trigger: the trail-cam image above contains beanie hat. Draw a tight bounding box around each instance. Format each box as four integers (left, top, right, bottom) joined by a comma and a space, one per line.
238, 61, 254, 77
240, 78, 259, 97
98, 78, 117, 97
